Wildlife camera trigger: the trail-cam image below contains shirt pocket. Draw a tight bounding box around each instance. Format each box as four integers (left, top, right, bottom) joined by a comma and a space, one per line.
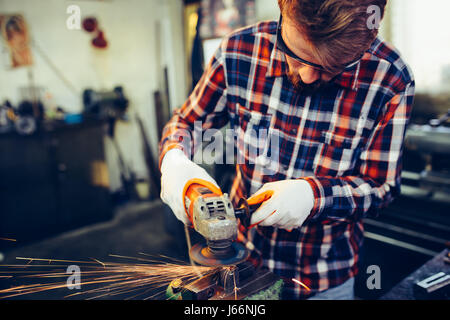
235, 104, 275, 170
313, 131, 361, 176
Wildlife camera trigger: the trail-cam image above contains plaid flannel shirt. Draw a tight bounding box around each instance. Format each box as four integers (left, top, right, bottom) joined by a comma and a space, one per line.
159, 21, 415, 299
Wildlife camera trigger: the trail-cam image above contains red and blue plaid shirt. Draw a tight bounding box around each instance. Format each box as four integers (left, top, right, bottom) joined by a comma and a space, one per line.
159, 21, 415, 299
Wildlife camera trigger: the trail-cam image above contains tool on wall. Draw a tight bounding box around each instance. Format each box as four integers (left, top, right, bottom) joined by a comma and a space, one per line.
153, 19, 172, 142
135, 114, 161, 200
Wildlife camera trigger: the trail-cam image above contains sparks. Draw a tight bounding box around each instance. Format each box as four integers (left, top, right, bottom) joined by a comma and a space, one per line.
0, 253, 221, 300
292, 278, 311, 291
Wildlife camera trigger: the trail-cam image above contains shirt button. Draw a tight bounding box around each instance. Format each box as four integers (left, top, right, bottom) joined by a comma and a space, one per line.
290, 128, 297, 135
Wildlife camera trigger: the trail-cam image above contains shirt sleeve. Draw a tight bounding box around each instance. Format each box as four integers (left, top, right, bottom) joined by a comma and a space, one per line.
158, 41, 229, 169
302, 81, 415, 222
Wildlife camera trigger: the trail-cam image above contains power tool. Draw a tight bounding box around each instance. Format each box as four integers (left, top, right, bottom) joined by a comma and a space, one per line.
182, 178, 273, 267
163, 179, 283, 300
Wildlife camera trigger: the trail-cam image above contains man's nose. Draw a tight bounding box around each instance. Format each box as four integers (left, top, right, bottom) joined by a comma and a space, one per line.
297, 65, 320, 84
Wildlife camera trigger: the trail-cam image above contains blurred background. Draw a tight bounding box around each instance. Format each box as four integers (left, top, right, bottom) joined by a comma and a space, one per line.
0, 0, 449, 300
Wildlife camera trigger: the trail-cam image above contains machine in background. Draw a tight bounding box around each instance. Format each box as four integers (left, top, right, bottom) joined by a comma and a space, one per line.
403, 109, 450, 196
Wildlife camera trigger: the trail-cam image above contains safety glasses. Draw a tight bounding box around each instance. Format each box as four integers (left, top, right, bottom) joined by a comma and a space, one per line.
276, 15, 362, 74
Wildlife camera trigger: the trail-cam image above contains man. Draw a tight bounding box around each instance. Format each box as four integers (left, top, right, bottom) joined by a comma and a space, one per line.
159, 0, 414, 299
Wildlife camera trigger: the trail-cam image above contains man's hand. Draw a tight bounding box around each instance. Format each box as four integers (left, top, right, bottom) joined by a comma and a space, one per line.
249, 179, 315, 230
160, 148, 221, 224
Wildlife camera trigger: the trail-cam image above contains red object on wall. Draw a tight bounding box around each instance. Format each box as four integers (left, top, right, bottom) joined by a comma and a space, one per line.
82, 17, 98, 33
82, 16, 108, 49
92, 30, 108, 49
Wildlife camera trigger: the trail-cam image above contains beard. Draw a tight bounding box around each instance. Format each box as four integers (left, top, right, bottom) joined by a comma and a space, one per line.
287, 71, 332, 95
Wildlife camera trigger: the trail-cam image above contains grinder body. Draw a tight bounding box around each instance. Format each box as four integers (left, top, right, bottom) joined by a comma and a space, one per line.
184, 182, 237, 243
183, 179, 248, 266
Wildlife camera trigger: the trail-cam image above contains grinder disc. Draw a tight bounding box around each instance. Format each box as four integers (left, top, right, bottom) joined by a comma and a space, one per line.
189, 242, 249, 267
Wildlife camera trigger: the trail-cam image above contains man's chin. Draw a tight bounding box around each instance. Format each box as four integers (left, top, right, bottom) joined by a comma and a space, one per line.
287, 74, 331, 95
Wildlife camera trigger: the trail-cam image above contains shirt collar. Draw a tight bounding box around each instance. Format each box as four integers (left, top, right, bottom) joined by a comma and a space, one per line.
266, 33, 367, 91
333, 37, 382, 91
266, 35, 288, 78
331, 61, 361, 91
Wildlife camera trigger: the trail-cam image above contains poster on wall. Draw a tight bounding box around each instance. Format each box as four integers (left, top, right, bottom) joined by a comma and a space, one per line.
200, 0, 256, 39
0, 14, 33, 68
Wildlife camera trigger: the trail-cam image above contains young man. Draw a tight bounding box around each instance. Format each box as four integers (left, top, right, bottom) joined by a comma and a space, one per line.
159, 0, 414, 299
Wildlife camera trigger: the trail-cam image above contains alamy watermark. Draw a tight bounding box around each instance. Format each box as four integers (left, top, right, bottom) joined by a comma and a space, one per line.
367, 5, 382, 30
66, 5, 81, 30
171, 121, 281, 175
66, 265, 81, 290
366, 265, 381, 290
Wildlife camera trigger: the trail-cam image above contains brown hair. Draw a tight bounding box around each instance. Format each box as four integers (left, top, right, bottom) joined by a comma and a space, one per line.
278, 0, 387, 73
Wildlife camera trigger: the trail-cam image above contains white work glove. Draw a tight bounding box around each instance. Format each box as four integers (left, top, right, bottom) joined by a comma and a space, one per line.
160, 148, 220, 224
249, 179, 315, 230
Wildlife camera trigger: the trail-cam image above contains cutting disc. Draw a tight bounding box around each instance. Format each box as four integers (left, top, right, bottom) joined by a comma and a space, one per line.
189, 242, 249, 267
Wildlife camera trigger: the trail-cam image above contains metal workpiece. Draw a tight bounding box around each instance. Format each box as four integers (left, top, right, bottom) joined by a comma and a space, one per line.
414, 271, 450, 299
220, 266, 239, 295
166, 262, 283, 300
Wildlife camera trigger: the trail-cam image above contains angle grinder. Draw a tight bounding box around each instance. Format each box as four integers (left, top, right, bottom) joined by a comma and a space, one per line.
182, 179, 271, 267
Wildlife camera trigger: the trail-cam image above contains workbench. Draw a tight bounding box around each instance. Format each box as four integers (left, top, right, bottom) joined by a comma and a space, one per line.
381, 249, 450, 299
0, 119, 113, 249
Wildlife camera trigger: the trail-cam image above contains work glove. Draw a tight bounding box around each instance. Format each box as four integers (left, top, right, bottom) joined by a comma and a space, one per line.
160, 148, 221, 225
248, 179, 315, 230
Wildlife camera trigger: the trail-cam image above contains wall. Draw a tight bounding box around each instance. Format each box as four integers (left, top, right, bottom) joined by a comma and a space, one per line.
0, 0, 188, 192
390, 0, 450, 93
255, 0, 279, 21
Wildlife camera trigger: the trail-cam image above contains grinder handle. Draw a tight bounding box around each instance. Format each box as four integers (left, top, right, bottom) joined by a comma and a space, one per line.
237, 190, 292, 231
237, 190, 274, 229
247, 190, 274, 206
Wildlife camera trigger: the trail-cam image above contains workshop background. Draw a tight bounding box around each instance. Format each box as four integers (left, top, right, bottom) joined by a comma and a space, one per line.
0, 0, 449, 300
